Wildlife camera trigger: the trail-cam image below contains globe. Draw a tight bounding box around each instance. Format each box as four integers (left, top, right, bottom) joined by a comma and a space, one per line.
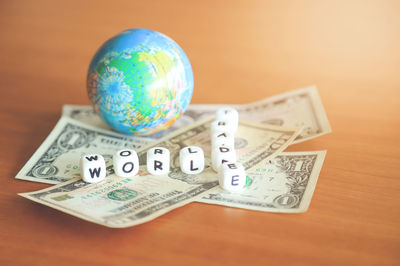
87, 28, 194, 135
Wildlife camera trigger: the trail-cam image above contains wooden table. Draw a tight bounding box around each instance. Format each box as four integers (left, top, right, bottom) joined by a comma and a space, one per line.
1, 1, 399, 265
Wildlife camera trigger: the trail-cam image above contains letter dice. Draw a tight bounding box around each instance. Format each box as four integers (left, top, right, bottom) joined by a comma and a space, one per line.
211, 131, 235, 149
211, 145, 236, 172
219, 162, 246, 192
80, 154, 106, 183
147, 147, 170, 175
179, 146, 204, 174
216, 107, 238, 132
211, 120, 237, 135
113, 149, 139, 178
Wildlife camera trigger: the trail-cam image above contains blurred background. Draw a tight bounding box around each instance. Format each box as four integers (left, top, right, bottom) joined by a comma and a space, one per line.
1, 0, 399, 108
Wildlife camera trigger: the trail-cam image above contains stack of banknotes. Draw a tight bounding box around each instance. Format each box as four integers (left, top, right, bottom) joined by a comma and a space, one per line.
16, 85, 331, 228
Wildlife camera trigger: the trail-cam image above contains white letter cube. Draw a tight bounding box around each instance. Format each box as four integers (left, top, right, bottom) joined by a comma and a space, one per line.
216, 107, 238, 132
211, 145, 237, 172
211, 131, 235, 149
113, 149, 139, 178
219, 162, 246, 192
179, 146, 204, 174
147, 147, 170, 175
211, 120, 237, 134
80, 154, 106, 183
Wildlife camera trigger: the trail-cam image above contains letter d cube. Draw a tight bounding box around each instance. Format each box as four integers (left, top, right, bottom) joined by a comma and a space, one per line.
211, 145, 236, 172
80, 154, 106, 183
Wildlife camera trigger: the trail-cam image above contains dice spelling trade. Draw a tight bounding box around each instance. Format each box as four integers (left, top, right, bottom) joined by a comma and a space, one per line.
80, 154, 106, 183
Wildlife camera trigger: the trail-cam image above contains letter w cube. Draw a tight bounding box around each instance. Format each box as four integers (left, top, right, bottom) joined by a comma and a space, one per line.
80, 154, 106, 183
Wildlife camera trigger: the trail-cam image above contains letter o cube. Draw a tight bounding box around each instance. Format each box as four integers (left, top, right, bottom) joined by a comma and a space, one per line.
113, 149, 139, 178
179, 146, 204, 175
147, 147, 170, 175
219, 162, 246, 192
80, 154, 106, 183
211, 145, 237, 172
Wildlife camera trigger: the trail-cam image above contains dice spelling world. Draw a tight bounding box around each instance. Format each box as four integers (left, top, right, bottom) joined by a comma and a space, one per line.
80, 107, 246, 192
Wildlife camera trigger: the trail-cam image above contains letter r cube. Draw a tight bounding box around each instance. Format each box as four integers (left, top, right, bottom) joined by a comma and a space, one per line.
147, 147, 170, 175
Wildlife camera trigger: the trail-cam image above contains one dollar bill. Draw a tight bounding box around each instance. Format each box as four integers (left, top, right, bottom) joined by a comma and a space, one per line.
15, 117, 153, 184
18, 117, 302, 227
198, 150, 327, 213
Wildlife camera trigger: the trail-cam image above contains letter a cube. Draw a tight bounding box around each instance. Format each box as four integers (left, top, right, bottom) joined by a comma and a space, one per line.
211, 131, 235, 149
80, 154, 106, 183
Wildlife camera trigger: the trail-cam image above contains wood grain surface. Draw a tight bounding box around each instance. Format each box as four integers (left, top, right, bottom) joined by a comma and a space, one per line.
1, 0, 399, 265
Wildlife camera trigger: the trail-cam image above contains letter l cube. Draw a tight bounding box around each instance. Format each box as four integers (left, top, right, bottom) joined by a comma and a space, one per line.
180, 146, 204, 174
147, 147, 170, 175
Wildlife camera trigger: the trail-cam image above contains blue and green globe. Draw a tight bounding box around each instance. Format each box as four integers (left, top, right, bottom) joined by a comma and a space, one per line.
87, 28, 193, 135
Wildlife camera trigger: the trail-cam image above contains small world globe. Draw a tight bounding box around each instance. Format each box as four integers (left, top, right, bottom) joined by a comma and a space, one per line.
87, 28, 194, 135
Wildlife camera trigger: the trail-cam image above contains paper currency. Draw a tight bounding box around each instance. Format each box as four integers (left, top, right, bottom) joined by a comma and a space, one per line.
19, 175, 218, 228
15, 117, 153, 184
198, 151, 326, 213
188, 86, 331, 143
63, 85, 331, 143
19, 116, 302, 227
62, 104, 199, 140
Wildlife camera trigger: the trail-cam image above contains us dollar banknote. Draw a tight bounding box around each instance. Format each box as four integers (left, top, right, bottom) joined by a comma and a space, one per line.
19, 117, 302, 227
198, 151, 327, 213
62, 103, 200, 140
188, 86, 331, 143
63, 85, 331, 143
15, 117, 153, 184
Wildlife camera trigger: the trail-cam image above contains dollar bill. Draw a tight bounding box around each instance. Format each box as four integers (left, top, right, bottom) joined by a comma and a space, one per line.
19, 175, 217, 228
188, 85, 331, 143
198, 150, 327, 213
62, 104, 200, 140
15, 117, 153, 184
63, 85, 331, 143
18, 117, 302, 227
